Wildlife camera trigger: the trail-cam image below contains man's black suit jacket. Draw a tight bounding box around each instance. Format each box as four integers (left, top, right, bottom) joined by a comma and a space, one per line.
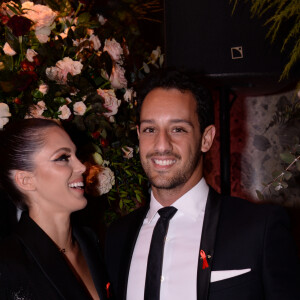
0, 212, 109, 300
105, 187, 300, 300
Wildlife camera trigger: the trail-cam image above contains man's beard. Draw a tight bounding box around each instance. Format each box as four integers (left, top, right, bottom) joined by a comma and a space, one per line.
141, 148, 203, 190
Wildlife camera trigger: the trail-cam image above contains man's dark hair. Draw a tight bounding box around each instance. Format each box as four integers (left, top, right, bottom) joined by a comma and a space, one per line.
136, 68, 214, 133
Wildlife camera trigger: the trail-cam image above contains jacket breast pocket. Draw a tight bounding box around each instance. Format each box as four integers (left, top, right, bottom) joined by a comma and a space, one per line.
209, 271, 263, 300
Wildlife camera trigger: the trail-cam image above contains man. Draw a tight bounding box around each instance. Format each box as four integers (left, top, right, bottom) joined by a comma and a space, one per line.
105, 69, 300, 300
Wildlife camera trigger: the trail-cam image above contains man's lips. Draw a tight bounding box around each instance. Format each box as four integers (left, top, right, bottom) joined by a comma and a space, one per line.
153, 158, 176, 166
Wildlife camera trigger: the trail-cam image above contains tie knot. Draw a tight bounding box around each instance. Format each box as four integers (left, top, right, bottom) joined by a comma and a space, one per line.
158, 206, 177, 220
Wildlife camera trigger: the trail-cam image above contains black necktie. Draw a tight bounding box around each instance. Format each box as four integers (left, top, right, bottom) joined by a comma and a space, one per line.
144, 206, 178, 300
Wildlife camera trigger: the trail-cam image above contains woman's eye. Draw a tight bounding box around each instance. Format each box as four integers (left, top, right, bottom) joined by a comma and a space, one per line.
54, 154, 71, 162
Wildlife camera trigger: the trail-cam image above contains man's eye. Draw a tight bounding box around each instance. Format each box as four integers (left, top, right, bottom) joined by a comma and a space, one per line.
143, 127, 155, 133
54, 154, 71, 162
173, 127, 186, 133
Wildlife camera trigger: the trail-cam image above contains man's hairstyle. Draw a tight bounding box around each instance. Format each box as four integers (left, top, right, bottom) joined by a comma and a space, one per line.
136, 68, 214, 133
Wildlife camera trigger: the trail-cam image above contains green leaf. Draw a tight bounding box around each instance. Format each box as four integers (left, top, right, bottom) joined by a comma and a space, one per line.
280, 151, 295, 164
54, 97, 67, 105
119, 199, 123, 209
32, 90, 44, 99
93, 152, 103, 165
136, 193, 141, 203
7, 4, 20, 15
271, 170, 283, 179
77, 12, 91, 25
283, 171, 292, 180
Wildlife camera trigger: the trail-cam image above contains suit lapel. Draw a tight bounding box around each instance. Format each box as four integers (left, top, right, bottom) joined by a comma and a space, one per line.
119, 205, 149, 300
73, 226, 108, 300
16, 213, 92, 300
197, 187, 222, 300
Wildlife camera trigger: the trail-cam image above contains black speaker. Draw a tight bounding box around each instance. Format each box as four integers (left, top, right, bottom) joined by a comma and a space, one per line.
164, 0, 299, 94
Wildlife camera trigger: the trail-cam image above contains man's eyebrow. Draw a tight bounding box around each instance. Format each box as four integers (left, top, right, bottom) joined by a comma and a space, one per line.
169, 119, 194, 127
140, 119, 194, 127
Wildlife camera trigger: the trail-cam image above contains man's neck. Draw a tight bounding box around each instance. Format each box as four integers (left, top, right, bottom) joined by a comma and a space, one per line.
152, 177, 203, 206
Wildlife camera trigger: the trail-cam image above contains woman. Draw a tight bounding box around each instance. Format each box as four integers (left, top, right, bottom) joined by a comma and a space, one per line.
0, 118, 109, 300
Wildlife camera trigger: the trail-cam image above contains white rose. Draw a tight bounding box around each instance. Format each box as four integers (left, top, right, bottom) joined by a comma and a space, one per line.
58, 105, 71, 120
3, 43, 16, 56
96, 167, 115, 195
110, 64, 127, 89
0, 103, 11, 129
73, 101, 87, 116
97, 89, 121, 118
150, 46, 161, 64
22, 2, 57, 30
46, 57, 83, 84
38, 83, 48, 95
89, 34, 101, 51
103, 38, 123, 63
97, 14, 107, 25
122, 146, 134, 159
26, 49, 38, 62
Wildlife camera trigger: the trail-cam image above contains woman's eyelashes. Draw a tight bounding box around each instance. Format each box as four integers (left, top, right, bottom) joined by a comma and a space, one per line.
53, 154, 71, 162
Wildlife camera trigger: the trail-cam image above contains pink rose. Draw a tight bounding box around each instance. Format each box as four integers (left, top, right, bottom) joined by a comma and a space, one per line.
38, 83, 48, 95
103, 38, 123, 63
3, 42, 16, 56
22, 2, 57, 30
58, 105, 71, 120
122, 146, 134, 159
73, 101, 87, 116
89, 34, 101, 51
97, 89, 121, 118
110, 64, 127, 89
46, 57, 83, 84
0, 103, 11, 129
96, 167, 115, 195
26, 49, 38, 62
26, 101, 46, 118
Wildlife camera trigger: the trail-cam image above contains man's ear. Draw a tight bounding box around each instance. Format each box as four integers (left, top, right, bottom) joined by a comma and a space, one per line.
14, 170, 35, 192
201, 125, 216, 153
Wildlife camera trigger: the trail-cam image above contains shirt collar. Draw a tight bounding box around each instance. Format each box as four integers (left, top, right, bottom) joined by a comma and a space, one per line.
146, 178, 209, 223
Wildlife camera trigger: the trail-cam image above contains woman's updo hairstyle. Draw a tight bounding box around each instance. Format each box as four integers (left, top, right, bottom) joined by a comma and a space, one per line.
0, 118, 61, 210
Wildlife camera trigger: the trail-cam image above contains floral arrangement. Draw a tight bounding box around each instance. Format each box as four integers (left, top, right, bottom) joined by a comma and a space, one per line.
0, 0, 163, 224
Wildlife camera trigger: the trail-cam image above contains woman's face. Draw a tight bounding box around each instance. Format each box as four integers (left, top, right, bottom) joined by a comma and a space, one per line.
29, 126, 87, 215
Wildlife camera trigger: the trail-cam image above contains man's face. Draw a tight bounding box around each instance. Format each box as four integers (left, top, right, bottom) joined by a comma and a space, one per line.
138, 88, 206, 195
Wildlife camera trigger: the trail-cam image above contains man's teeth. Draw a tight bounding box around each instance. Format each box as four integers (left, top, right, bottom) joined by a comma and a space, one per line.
68, 182, 84, 188
154, 159, 175, 166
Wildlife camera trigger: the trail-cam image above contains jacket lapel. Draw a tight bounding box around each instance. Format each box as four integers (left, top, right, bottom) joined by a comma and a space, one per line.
73, 226, 108, 300
197, 187, 222, 300
119, 205, 149, 300
16, 213, 92, 300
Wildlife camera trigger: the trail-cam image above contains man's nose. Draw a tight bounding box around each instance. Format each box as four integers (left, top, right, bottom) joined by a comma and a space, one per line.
154, 130, 173, 153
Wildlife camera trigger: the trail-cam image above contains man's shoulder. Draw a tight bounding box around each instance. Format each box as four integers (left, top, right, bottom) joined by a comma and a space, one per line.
107, 205, 149, 234
218, 193, 290, 225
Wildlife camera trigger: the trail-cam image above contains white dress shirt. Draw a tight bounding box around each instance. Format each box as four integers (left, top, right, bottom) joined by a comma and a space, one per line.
127, 178, 209, 300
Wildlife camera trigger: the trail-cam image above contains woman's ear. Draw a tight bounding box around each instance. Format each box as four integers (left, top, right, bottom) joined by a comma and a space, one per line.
14, 170, 35, 192
201, 125, 216, 153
